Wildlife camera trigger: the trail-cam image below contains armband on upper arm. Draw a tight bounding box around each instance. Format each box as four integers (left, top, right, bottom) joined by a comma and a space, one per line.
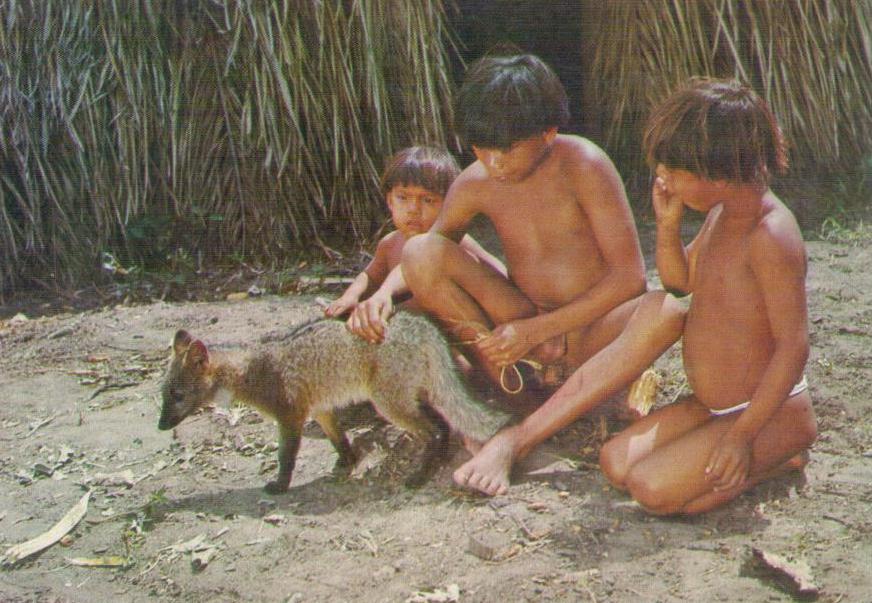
664, 286, 690, 298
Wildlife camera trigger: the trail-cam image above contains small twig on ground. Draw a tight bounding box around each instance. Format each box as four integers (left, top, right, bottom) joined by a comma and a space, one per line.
822, 514, 852, 528
26, 413, 58, 438
86, 381, 139, 401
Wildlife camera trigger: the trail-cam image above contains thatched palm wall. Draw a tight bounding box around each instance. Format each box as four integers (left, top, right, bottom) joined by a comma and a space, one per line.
0, 1, 455, 295
1, 0, 870, 296
582, 0, 872, 201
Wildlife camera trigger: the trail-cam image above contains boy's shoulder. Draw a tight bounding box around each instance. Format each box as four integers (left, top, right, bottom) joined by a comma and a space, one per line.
749, 196, 806, 264
554, 133, 607, 157
552, 134, 616, 174
375, 229, 407, 251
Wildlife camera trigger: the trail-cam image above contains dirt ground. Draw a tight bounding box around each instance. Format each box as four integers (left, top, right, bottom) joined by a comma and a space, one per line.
1, 226, 871, 603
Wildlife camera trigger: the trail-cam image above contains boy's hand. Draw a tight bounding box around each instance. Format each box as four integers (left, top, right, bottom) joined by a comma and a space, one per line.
324, 296, 357, 317
347, 294, 393, 343
704, 432, 752, 492
652, 176, 683, 230
477, 320, 536, 367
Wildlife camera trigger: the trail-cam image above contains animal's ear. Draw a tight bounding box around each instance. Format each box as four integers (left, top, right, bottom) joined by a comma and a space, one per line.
173, 330, 193, 355
187, 340, 209, 367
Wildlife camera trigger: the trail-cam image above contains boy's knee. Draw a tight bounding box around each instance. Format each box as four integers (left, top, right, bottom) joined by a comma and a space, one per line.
625, 468, 683, 516
598, 440, 629, 490
402, 233, 448, 272
402, 233, 463, 295
401, 233, 442, 287
634, 290, 687, 341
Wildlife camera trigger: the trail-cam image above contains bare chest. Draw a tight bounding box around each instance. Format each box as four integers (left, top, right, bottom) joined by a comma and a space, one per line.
484, 184, 591, 254
692, 229, 764, 320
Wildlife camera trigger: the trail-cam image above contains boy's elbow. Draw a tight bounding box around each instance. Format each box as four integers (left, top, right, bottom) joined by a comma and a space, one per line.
658, 271, 690, 297
616, 264, 647, 299
797, 335, 810, 368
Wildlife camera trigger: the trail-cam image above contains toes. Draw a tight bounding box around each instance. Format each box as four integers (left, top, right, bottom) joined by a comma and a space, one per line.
453, 466, 473, 486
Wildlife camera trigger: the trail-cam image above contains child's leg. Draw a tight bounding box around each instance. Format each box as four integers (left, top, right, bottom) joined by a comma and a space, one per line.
402, 233, 540, 381
599, 395, 711, 490
403, 232, 535, 327
624, 392, 816, 515
453, 290, 686, 496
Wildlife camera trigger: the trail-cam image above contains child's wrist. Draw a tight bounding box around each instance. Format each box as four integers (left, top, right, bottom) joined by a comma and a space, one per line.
656, 219, 682, 234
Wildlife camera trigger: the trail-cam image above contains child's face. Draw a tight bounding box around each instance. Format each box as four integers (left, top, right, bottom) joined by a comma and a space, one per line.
472, 128, 557, 183
656, 164, 723, 212
386, 184, 444, 237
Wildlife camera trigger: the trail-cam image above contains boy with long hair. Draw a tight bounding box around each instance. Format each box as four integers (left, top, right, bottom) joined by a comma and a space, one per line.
599, 78, 817, 514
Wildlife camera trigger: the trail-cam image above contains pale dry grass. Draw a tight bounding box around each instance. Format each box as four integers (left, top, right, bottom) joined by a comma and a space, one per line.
0, 0, 456, 296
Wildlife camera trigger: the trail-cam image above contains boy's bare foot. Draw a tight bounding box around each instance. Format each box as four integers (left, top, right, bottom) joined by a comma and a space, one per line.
453, 428, 519, 496
461, 435, 484, 456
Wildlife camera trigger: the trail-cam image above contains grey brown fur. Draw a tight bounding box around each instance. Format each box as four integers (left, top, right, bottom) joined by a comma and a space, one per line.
159, 311, 509, 493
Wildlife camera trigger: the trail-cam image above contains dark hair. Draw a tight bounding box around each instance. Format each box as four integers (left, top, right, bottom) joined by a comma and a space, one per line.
380, 146, 460, 197
456, 53, 569, 149
643, 78, 788, 184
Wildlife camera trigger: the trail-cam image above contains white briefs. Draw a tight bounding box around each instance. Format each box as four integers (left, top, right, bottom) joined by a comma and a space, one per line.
708, 375, 809, 417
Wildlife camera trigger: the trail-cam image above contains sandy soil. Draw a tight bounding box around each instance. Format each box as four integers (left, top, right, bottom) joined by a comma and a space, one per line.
0, 232, 870, 603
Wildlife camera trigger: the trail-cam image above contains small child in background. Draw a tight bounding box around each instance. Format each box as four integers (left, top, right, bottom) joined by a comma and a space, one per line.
325, 146, 505, 326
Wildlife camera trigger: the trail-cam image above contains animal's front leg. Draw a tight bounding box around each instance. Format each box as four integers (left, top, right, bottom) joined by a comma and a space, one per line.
265, 422, 302, 494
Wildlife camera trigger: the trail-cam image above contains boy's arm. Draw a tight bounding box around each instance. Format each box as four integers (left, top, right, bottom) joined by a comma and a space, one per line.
706, 221, 809, 491
653, 176, 690, 293
346, 264, 409, 343
459, 234, 508, 277
430, 176, 479, 241
652, 176, 713, 295
324, 271, 370, 317
326, 237, 391, 318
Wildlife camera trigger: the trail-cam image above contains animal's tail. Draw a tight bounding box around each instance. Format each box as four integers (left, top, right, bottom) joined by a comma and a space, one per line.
425, 337, 510, 442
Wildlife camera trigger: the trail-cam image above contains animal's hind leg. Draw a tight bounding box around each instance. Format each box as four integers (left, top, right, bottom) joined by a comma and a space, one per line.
313, 411, 356, 471
371, 377, 450, 488
403, 404, 451, 489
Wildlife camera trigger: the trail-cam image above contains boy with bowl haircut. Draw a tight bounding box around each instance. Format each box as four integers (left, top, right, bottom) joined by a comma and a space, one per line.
361, 54, 684, 495
598, 78, 817, 514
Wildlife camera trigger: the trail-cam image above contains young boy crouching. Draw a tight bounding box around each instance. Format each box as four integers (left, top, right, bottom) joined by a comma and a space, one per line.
325, 145, 505, 333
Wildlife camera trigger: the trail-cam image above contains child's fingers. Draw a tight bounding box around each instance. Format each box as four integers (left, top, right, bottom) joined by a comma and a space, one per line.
353, 307, 384, 343
704, 448, 728, 479
714, 465, 745, 492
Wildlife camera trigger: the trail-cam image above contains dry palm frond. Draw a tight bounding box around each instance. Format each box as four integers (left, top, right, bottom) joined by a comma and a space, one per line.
0, 0, 457, 296
587, 0, 872, 201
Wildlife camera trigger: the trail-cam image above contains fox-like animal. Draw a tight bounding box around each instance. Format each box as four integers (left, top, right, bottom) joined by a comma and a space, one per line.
158, 311, 509, 493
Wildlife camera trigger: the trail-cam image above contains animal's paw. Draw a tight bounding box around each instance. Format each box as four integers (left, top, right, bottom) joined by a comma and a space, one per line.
264, 480, 289, 494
